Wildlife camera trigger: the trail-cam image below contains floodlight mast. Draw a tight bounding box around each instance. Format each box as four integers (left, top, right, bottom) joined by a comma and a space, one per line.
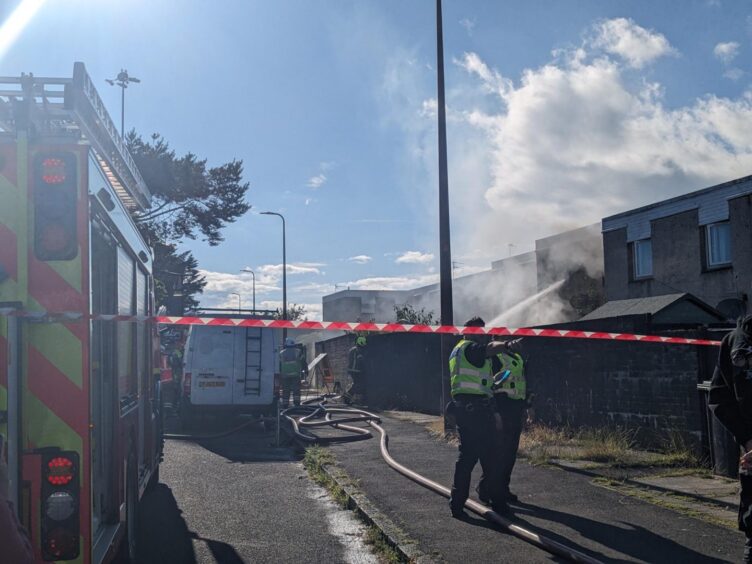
106, 69, 140, 137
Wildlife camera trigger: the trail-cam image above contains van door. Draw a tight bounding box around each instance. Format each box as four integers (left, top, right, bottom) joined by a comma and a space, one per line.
192, 327, 234, 405
232, 327, 275, 405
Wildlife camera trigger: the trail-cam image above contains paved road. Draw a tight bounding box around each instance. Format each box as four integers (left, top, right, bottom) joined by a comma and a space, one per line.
134, 420, 379, 564
328, 412, 742, 563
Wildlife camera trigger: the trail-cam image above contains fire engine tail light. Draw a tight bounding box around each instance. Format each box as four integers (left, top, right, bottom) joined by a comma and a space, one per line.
46, 456, 75, 486
44, 528, 77, 560
41, 451, 79, 561
34, 153, 78, 261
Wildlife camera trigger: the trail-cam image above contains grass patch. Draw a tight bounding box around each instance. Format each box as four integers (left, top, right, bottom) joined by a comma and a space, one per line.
303, 446, 349, 507
591, 477, 736, 530
364, 526, 404, 564
426, 419, 459, 446
518, 423, 701, 469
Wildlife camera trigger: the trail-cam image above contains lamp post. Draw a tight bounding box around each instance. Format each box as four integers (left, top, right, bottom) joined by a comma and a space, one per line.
105, 69, 141, 138
240, 268, 256, 313
230, 292, 241, 314
260, 212, 286, 322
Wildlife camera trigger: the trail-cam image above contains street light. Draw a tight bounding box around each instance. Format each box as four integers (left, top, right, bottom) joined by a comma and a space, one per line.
240, 268, 256, 313
230, 292, 241, 314
106, 69, 141, 138
260, 212, 286, 322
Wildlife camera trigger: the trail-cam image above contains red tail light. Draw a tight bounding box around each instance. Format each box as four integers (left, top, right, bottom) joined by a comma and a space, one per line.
46, 456, 74, 486
41, 451, 79, 561
34, 153, 78, 261
183, 372, 192, 397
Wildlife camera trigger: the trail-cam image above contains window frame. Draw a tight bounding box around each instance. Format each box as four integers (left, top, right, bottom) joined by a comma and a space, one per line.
705, 221, 732, 269
632, 238, 653, 280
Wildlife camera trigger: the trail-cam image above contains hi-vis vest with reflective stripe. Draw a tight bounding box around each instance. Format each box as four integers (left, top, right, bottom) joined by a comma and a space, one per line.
449, 340, 492, 398
493, 351, 526, 401
280, 347, 303, 378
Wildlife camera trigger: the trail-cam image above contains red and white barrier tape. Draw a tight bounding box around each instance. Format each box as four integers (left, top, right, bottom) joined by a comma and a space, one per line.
0, 308, 722, 346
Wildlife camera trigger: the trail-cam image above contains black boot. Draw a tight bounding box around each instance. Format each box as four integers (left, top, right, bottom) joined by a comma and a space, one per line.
744, 536, 752, 564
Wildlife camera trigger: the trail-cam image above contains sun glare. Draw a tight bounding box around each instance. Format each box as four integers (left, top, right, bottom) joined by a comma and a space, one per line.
0, 0, 47, 60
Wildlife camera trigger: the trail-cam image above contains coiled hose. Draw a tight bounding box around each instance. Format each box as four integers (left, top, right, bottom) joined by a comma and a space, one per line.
282, 398, 605, 564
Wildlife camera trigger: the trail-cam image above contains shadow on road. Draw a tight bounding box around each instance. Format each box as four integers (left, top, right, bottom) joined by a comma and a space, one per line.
512, 501, 731, 563
136, 483, 197, 564
190, 532, 245, 564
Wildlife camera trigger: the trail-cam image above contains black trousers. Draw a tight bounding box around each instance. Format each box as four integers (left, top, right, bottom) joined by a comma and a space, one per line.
477, 396, 526, 499
281, 377, 301, 407
450, 400, 501, 511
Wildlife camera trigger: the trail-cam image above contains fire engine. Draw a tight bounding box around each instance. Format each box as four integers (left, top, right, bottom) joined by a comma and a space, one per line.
0, 63, 161, 562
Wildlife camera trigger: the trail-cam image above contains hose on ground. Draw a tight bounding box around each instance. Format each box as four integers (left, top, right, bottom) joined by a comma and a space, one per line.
283, 396, 605, 564
163, 418, 261, 441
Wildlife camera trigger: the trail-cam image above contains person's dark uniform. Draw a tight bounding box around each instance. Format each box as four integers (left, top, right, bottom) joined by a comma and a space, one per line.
448, 317, 507, 518
345, 336, 367, 403
478, 344, 527, 504
709, 315, 752, 563
280, 339, 307, 408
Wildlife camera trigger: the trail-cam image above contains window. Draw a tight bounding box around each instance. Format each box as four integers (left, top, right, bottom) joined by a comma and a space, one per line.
633, 239, 653, 279
706, 222, 732, 267
117, 247, 137, 404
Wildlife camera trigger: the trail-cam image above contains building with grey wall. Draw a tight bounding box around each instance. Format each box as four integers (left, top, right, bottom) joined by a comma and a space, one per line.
602, 175, 752, 319
323, 224, 604, 325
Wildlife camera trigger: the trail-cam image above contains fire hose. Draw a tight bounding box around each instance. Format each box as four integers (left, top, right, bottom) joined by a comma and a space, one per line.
281, 397, 605, 564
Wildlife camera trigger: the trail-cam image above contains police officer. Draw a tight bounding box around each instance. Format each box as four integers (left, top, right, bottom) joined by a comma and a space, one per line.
478, 340, 528, 504
448, 317, 513, 519
280, 338, 307, 408
710, 315, 752, 563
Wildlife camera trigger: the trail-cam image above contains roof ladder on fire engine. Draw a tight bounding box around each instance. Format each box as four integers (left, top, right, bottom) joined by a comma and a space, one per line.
244, 327, 262, 395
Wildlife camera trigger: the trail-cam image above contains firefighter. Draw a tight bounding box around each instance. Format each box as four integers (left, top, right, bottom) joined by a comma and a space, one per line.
344, 336, 367, 404
709, 315, 752, 563
448, 317, 514, 519
477, 339, 528, 505
280, 338, 307, 408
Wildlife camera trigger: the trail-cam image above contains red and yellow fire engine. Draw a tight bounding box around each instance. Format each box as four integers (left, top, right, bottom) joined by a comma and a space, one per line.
0, 63, 162, 562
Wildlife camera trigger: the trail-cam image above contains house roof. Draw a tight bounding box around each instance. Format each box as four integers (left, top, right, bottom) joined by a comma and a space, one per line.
579, 293, 726, 323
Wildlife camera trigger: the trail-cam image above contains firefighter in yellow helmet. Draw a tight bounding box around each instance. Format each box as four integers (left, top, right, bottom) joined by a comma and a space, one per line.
344, 336, 368, 404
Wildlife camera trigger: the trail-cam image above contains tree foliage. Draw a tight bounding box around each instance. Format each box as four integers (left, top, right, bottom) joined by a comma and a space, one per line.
273, 304, 308, 321
128, 132, 250, 246
393, 304, 436, 325
126, 132, 250, 310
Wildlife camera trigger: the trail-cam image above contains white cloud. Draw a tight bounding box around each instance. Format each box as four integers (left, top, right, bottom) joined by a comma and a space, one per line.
343, 274, 439, 291
445, 21, 752, 263
724, 68, 744, 81
307, 173, 327, 189
459, 17, 476, 36
305, 197, 316, 206
591, 17, 676, 68
395, 251, 435, 264
348, 255, 373, 264
257, 263, 325, 277
714, 41, 740, 63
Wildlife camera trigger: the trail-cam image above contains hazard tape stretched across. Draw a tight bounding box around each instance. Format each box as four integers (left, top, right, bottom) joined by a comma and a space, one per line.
0, 308, 722, 346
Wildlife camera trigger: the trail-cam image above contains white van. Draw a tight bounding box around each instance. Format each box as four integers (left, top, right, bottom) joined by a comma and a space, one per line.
179, 325, 280, 425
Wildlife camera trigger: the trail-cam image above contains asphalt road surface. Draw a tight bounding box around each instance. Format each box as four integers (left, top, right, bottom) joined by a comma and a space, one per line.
133, 418, 380, 564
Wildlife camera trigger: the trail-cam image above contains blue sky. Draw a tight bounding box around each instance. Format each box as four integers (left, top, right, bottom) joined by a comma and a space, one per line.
3, 0, 752, 318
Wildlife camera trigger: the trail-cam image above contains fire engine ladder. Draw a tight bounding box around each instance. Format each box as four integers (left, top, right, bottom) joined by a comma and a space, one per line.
243, 327, 263, 395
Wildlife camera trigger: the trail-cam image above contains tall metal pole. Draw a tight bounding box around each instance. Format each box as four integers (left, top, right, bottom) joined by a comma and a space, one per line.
436, 0, 453, 326
120, 85, 125, 138
261, 212, 287, 337
241, 268, 257, 313
436, 0, 454, 426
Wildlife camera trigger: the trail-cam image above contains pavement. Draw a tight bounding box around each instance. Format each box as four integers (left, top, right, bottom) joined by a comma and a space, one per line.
131, 418, 381, 564
326, 410, 744, 563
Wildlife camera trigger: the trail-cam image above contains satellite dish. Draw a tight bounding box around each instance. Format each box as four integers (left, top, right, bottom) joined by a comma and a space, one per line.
716, 298, 746, 321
